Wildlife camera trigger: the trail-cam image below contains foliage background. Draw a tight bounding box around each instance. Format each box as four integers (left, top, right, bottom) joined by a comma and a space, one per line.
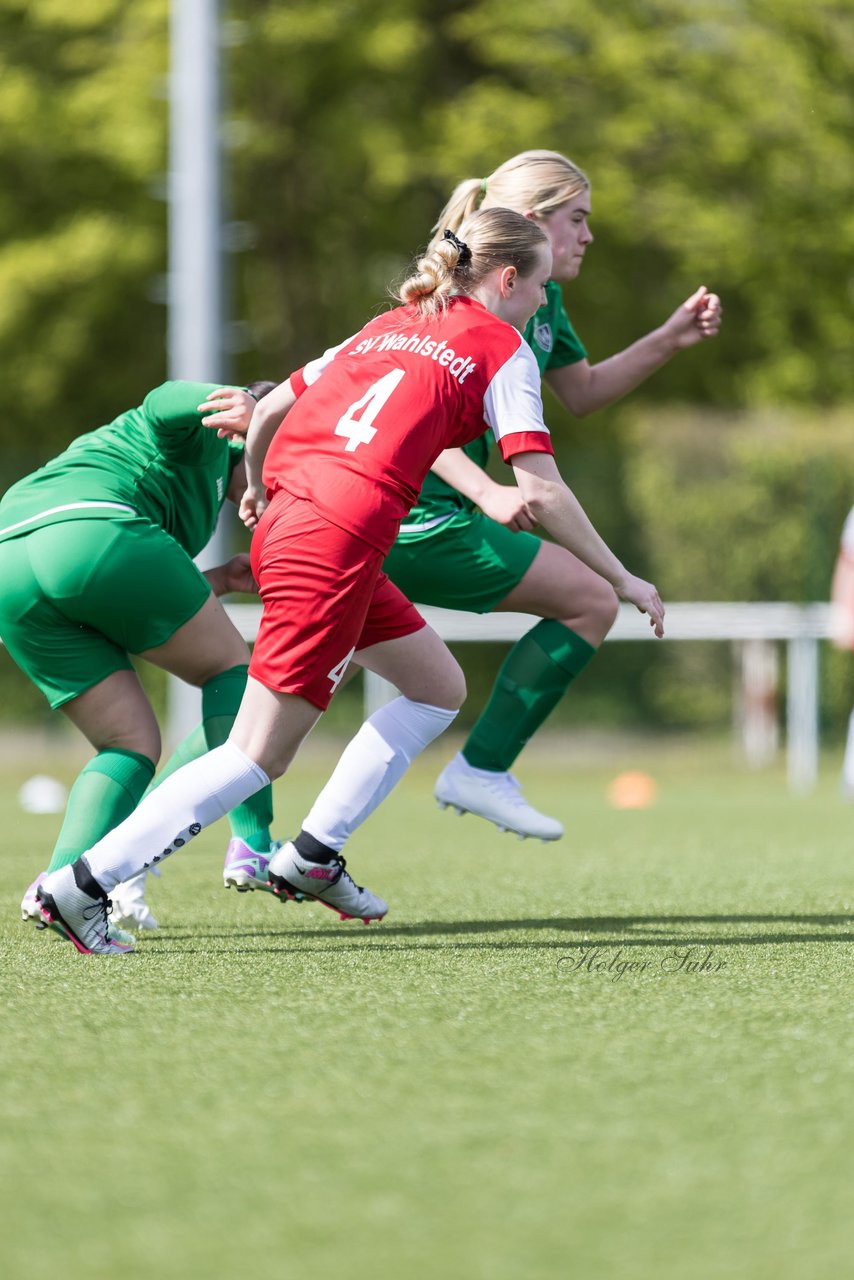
1, 0, 853, 729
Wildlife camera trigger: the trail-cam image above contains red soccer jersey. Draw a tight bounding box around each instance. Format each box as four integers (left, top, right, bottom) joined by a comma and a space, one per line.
262, 295, 553, 552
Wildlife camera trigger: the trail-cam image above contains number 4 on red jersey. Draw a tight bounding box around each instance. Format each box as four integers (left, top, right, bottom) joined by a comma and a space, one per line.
334, 370, 405, 452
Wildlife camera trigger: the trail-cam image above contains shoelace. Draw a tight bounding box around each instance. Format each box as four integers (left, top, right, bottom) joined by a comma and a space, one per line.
481, 771, 529, 808
82, 894, 113, 939
333, 856, 368, 895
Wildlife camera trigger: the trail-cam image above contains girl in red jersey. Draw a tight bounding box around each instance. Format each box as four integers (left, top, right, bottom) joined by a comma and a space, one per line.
36, 209, 664, 954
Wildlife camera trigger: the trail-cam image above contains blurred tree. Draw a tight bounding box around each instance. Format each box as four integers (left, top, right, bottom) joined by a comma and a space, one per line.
225, 0, 482, 379
420, 0, 854, 408
228, 0, 854, 412
0, 0, 168, 482
3, 0, 851, 459
2, 0, 853, 729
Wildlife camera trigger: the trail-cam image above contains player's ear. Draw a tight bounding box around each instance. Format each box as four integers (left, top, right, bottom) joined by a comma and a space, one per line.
499, 266, 517, 295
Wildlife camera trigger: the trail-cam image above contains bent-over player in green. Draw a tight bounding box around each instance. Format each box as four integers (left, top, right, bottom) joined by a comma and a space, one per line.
0, 379, 283, 936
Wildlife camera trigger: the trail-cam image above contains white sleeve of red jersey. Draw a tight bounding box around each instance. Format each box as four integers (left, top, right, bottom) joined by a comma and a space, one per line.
293, 333, 361, 396
482, 342, 553, 461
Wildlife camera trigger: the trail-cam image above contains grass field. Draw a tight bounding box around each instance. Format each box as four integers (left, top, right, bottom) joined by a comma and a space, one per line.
2, 731, 853, 1280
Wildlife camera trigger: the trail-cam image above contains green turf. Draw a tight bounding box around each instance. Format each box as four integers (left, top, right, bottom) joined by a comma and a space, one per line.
2, 734, 853, 1280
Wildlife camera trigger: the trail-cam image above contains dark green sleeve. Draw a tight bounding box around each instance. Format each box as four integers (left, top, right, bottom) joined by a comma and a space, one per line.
141, 381, 231, 457
548, 306, 587, 370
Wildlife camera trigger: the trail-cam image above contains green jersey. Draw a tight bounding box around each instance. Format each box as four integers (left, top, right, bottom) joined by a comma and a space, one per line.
396, 282, 587, 540
0, 381, 243, 556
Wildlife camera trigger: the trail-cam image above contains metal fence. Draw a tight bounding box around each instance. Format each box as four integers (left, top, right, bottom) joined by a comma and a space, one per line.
215, 601, 838, 793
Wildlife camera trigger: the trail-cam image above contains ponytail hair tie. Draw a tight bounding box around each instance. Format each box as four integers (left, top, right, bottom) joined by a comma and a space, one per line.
442, 229, 472, 267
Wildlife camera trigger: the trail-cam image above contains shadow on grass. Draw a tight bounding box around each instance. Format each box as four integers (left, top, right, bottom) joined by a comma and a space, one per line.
146, 912, 854, 954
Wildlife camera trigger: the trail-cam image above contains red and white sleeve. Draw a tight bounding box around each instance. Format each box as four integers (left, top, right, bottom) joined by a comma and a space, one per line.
483, 343, 554, 462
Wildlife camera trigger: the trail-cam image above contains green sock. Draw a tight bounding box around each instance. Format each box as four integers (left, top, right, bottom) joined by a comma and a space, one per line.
463, 620, 597, 772
47, 748, 155, 872
146, 723, 207, 789
151, 665, 274, 850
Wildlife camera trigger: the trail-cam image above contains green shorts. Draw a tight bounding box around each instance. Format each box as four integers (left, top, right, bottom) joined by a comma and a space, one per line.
0, 517, 211, 709
383, 511, 541, 613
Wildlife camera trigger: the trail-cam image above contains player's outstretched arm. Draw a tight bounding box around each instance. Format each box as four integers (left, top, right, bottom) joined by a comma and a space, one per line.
544, 286, 722, 418
431, 448, 537, 532
510, 450, 665, 637
239, 379, 298, 529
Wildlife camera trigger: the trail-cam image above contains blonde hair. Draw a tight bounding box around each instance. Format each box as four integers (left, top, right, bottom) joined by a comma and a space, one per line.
398, 208, 549, 318
431, 150, 589, 241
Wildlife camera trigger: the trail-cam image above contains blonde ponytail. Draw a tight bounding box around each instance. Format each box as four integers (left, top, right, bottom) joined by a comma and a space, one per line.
430, 150, 589, 251
398, 210, 548, 318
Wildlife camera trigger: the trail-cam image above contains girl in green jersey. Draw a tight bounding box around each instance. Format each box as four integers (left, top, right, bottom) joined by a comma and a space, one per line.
2, 380, 282, 934
383, 149, 721, 841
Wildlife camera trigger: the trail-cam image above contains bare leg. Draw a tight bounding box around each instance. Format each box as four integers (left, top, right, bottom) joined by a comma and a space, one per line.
45, 672, 162, 903
228, 676, 322, 778
297, 627, 463, 854
354, 624, 466, 708
137, 591, 250, 683
61, 669, 162, 760
142, 594, 279, 875
495, 540, 618, 643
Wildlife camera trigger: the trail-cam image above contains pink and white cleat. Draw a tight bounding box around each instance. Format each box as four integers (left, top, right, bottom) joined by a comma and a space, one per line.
36, 861, 134, 955
223, 838, 304, 902
265, 841, 387, 924
223, 837, 278, 894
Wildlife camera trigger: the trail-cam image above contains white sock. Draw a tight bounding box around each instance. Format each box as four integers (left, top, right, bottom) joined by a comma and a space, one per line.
302, 697, 458, 851
83, 741, 270, 890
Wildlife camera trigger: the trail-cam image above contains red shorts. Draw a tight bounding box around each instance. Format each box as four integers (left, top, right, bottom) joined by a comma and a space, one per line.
248, 490, 425, 710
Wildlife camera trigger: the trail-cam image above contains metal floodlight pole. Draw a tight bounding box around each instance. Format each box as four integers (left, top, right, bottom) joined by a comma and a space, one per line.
167, 0, 227, 743
168, 0, 223, 385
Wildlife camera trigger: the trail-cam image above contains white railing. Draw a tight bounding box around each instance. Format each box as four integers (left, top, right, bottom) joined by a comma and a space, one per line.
220, 602, 840, 794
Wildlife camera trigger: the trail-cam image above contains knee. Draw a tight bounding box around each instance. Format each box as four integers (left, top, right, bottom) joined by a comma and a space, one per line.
97, 723, 161, 766
434, 656, 467, 712
589, 579, 620, 636
397, 654, 466, 711
98, 705, 161, 764
563, 577, 619, 645
189, 648, 251, 689
435, 650, 468, 711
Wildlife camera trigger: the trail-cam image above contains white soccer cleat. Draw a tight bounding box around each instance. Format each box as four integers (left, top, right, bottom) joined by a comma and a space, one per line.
36, 861, 134, 955
23, 868, 134, 946
21, 872, 48, 927
434, 753, 564, 842
106, 870, 159, 932
266, 841, 388, 923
